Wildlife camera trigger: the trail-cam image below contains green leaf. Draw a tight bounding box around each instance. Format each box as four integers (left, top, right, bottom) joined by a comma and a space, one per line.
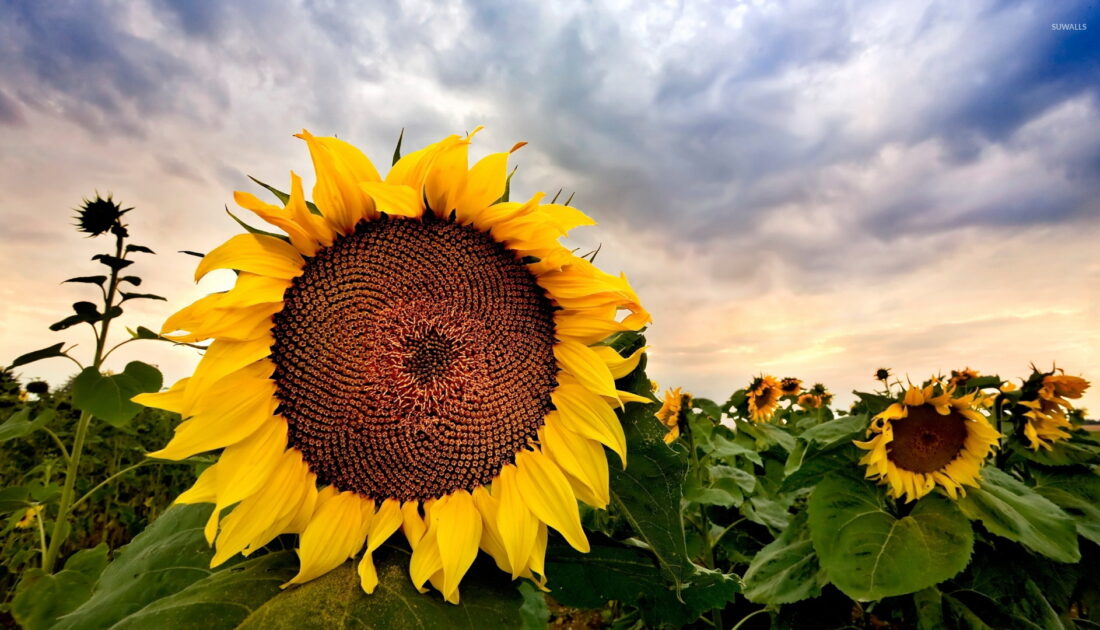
1009, 437, 1100, 467
1031, 468, 1100, 545
913, 587, 945, 630
709, 433, 763, 466
120, 275, 142, 286
0, 408, 55, 442
226, 208, 290, 242
91, 254, 134, 271
494, 165, 517, 205
546, 537, 738, 628
517, 582, 549, 630
236, 548, 523, 630
0, 485, 32, 512
798, 414, 868, 447
71, 362, 163, 427
807, 474, 973, 601
105, 552, 297, 630
125, 244, 155, 254
54, 504, 231, 630
12, 544, 109, 630
62, 276, 107, 286
128, 326, 164, 340
742, 511, 826, 605
120, 292, 167, 302
683, 474, 742, 508
9, 342, 66, 368
608, 359, 692, 587
742, 495, 792, 531
744, 422, 796, 452
180, 250, 205, 258
942, 591, 1045, 630
957, 467, 1080, 563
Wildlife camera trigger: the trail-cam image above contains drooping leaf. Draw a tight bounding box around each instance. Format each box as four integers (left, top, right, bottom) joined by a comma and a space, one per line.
120, 292, 167, 302
807, 474, 973, 601
125, 244, 155, 254
71, 362, 163, 427
91, 254, 134, 271
120, 275, 142, 286
236, 548, 523, 630
128, 326, 164, 340
1031, 468, 1100, 545
957, 467, 1080, 563
912, 587, 945, 630
708, 433, 763, 466
12, 545, 110, 630
0, 408, 55, 442
742, 511, 826, 605
179, 250, 205, 258
942, 590, 1045, 630
62, 276, 107, 287
9, 343, 66, 368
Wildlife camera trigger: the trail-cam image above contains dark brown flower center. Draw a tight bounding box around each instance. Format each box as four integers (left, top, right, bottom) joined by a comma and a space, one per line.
270, 215, 557, 502
887, 404, 969, 473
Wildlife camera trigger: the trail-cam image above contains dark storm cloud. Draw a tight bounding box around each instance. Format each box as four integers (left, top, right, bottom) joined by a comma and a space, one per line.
0, 1, 209, 136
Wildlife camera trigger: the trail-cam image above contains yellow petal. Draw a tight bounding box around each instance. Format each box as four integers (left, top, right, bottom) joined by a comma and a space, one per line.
211, 450, 305, 565
495, 465, 538, 578
540, 419, 609, 508
555, 340, 618, 400
514, 450, 589, 553
591, 345, 646, 380
132, 378, 189, 414
175, 463, 218, 504
297, 130, 381, 233
233, 191, 320, 256
286, 491, 367, 585
195, 234, 304, 282
454, 152, 508, 223
358, 498, 403, 593
360, 182, 424, 218
471, 487, 511, 574
434, 490, 482, 598
424, 137, 472, 217
551, 383, 626, 465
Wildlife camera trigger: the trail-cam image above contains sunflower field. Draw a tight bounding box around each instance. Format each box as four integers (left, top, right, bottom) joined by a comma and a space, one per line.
2, 132, 1098, 630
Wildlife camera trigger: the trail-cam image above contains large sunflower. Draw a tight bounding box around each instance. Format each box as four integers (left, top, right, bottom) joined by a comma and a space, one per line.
856, 382, 1001, 503
135, 130, 649, 603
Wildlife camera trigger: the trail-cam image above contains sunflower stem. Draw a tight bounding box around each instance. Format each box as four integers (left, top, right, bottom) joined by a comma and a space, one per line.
44, 229, 128, 573
35, 506, 48, 570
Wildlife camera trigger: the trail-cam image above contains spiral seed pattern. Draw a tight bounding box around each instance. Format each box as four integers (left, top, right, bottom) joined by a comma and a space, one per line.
270, 215, 557, 501
887, 405, 968, 473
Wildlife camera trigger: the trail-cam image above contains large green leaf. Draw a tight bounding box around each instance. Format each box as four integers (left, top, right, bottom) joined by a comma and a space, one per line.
54, 504, 225, 629
545, 537, 738, 628
108, 552, 297, 630
1031, 468, 1100, 545
742, 511, 825, 605
12, 545, 109, 630
957, 467, 1080, 563
608, 359, 693, 587
807, 475, 973, 601
236, 549, 522, 629
71, 361, 163, 427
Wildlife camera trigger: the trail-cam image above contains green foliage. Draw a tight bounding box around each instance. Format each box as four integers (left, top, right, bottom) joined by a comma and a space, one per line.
957, 467, 1080, 563
70, 362, 162, 428
741, 511, 825, 605
808, 474, 974, 601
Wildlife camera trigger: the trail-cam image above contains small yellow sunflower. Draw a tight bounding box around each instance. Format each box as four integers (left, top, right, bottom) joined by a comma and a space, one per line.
15, 505, 43, 529
779, 377, 802, 397
655, 387, 690, 444
136, 129, 649, 603
948, 367, 980, 388
1019, 372, 1089, 450
747, 376, 781, 423
856, 382, 1001, 503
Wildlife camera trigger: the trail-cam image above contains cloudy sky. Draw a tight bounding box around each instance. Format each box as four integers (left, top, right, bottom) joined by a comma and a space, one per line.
1, 0, 1097, 411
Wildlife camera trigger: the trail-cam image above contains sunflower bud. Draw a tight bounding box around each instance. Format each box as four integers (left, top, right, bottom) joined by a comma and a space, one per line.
74, 194, 129, 237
